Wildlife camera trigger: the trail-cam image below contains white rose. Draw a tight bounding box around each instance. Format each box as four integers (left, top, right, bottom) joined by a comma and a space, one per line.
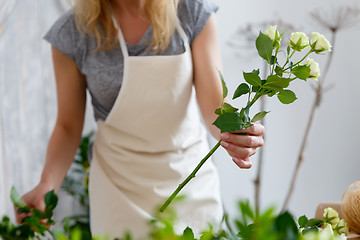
323, 207, 340, 226
265, 25, 279, 41
305, 58, 321, 81
335, 219, 349, 235
311, 32, 332, 53
289, 32, 309, 51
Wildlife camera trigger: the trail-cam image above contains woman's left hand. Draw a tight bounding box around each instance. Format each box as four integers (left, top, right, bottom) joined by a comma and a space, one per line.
220, 123, 265, 169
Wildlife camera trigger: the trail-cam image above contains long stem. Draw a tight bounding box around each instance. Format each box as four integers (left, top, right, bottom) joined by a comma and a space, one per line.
254, 61, 268, 212
159, 140, 222, 212
281, 31, 337, 212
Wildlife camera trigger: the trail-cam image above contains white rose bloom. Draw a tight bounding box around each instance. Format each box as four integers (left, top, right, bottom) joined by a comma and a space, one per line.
265, 25, 279, 40
338, 234, 347, 240
311, 32, 332, 53
305, 58, 320, 81
290, 32, 309, 51
336, 219, 349, 235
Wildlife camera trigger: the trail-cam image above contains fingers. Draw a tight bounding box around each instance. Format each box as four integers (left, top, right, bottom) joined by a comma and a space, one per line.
235, 123, 265, 136
220, 132, 264, 149
233, 157, 252, 169
220, 123, 265, 169
14, 190, 47, 224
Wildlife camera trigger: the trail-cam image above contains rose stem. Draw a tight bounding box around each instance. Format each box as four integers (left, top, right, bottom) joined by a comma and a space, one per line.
159, 140, 222, 212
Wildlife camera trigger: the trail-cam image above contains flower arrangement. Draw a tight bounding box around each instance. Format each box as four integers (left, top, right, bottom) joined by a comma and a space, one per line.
160, 25, 332, 212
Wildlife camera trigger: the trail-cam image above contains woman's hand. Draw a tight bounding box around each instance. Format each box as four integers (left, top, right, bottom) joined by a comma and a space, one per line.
220, 123, 265, 169
14, 182, 54, 224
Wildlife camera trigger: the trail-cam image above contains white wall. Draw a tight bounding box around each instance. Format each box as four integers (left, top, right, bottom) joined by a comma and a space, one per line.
212, 0, 360, 220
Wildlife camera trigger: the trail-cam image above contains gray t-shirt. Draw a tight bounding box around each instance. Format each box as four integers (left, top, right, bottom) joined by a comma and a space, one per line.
44, 0, 218, 121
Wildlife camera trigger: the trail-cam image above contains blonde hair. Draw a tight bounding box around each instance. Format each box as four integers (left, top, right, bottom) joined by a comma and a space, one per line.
73, 0, 179, 52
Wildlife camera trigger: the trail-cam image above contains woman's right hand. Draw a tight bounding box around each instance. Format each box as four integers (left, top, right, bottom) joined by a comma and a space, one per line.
14, 182, 55, 224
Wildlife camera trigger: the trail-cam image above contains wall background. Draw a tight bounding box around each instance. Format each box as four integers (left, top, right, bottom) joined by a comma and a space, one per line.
212, 0, 360, 220
0, 0, 359, 226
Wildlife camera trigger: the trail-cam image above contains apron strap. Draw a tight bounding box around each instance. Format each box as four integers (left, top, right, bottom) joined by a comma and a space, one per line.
112, 16, 129, 58
113, 16, 190, 57
175, 19, 191, 52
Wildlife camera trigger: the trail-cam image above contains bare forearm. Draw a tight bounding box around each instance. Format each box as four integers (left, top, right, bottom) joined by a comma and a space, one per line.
40, 124, 83, 192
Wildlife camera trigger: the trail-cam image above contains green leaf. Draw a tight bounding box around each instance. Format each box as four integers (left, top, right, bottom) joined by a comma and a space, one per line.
70, 227, 82, 240
45, 190, 58, 217
291, 65, 310, 80
213, 112, 244, 132
256, 32, 273, 63
243, 70, 262, 86
274, 211, 298, 240
182, 227, 195, 240
218, 69, 228, 99
239, 201, 255, 221
240, 106, 250, 123
305, 218, 323, 228
32, 209, 47, 219
266, 75, 291, 89
298, 215, 308, 228
233, 83, 250, 100
302, 226, 319, 234
277, 89, 297, 104
251, 111, 270, 122
10, 187, 30, 211
215, 103, 238, 115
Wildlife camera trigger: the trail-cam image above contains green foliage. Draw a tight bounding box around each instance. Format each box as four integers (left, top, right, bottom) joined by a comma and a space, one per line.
233, 83, 250, 100
0, 188, 347, 240
256, 32, 273, 63
213, 27, 323, 134
1, 187, 58, 240
61, 132, 94, 240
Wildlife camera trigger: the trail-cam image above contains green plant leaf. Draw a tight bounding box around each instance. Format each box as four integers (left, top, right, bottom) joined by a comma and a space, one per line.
291, 65, 310, 80
10, 187, 30, 211
70, 227, 82, 240
239, 201, 255, 221
243, 70, 262, 86
274, 211, 298, 240
277, 89, 297, 104
218, 69, 228, 99
251, 111, 270, 122
266, 75, 291, 89
233, 83, 250, 100
302, 226, 319, 234
213, 112, 244, 133
256, 32, 273, 63
45, 190, 58, 217
240, 106, 251, 123
298, 215, 308, 228
215, 103, 238, 115
305, 218, 323, 228
182, 227, 195, 240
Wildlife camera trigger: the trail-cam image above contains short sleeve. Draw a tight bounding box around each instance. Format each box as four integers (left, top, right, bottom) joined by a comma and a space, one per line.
43, 10, 83, 70
178, 0, 219, 43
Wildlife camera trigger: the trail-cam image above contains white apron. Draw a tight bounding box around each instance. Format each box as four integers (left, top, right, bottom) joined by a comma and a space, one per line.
89, 21, 223, 239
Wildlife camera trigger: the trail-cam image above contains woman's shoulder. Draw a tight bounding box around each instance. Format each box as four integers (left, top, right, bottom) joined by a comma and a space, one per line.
178, 0, 219, 43
44, 10, 86, 68
45, 10, 78, 38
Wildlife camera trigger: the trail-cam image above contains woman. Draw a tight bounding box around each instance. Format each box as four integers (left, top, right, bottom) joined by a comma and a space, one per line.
16, 0, 264, 238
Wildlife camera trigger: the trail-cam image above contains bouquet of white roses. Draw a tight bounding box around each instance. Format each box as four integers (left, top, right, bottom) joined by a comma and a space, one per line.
300, 207, 349, 240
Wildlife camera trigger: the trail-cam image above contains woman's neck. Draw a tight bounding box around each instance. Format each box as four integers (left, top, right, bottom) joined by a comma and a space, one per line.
111, 0, 146, 16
